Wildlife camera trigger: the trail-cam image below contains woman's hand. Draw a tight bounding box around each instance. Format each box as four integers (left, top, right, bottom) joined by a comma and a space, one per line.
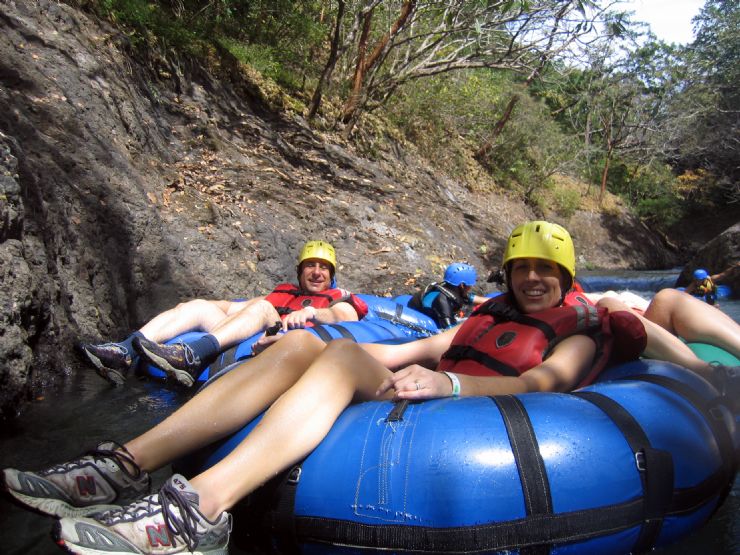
376, 365, 454, 400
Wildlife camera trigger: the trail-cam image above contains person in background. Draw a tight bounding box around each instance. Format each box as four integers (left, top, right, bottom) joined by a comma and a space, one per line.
592, 287, 740, 386
3, 221, 647, 555
80, 240, 368, 387
685, 268, 718, 305
408, 262, 488, 328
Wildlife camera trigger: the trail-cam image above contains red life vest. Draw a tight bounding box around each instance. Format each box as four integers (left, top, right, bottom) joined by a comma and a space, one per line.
263, 283, 368, 321
438, 291, 616, 388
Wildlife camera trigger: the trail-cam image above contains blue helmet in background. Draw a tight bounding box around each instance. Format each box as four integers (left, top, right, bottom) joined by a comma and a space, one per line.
444, 263, 477, 287
693, 268, 709, 280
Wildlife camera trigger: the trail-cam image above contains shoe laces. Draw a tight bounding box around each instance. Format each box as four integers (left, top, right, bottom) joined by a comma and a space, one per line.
40, 442, 145, 484
176, 341, 200, 366
99, 480, 203, 551
96, 342, 130, 356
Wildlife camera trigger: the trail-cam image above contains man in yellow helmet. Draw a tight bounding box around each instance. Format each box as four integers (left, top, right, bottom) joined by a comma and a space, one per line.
80, 241, 368, 388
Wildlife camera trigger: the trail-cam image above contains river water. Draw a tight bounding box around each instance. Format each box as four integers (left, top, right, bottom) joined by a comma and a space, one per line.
0, 270, 737, 555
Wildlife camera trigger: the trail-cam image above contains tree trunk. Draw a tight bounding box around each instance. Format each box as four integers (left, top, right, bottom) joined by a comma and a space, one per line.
475, 94, 520, 160
308, 0, 346, 120
340, 0, 416, 127
340, 7, 373, 125
600, 145, 612, 205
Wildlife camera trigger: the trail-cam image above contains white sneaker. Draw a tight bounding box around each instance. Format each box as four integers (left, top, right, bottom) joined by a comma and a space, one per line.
54, 474, 232, 554
3, 441, 150, 517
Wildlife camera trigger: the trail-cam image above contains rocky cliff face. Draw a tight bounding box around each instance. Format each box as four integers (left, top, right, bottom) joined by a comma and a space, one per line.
0, 1, 684, 417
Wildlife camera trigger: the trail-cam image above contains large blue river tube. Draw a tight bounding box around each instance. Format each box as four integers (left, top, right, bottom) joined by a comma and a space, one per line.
175, 359, 737, 554
145, 294, 440, 384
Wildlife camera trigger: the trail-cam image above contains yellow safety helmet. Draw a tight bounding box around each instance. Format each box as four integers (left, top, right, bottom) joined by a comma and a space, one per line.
297, 240, 337, 275
502, 221, 576, 282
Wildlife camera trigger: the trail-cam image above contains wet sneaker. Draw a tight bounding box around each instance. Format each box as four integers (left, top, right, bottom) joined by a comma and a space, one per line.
80, 342, 133, 386
54, 474, 232, 555
2, 441, 150, 518
134, 337, 201, 388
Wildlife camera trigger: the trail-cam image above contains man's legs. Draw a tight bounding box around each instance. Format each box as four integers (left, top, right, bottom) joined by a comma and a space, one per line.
81, 299, 240, 385
134, 299, 282, 387
138, 299, 239, 342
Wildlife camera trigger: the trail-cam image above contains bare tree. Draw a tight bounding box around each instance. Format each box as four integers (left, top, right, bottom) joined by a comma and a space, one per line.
310, 0, 616, 134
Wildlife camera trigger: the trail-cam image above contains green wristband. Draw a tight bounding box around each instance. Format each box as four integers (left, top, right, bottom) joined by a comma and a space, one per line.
443, 371, 461, 397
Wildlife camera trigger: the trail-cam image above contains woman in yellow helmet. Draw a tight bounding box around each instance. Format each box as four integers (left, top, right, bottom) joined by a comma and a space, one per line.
78, 239, 368, 388
4, 222, 648, 554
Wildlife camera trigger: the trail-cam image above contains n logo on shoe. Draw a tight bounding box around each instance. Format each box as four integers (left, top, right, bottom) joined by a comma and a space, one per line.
76, 476, 97, 496
147, 524, 173, 547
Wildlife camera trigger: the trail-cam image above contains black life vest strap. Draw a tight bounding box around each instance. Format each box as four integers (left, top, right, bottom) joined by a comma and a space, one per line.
492, 395, 552, 555
273, 288, 340, 316
435, 282, 461, 303
572, 391, 674, 553
475, 301, 557, 342
278, 287, 337, 302
443, 345, 520, 377
328, 293, 352, 307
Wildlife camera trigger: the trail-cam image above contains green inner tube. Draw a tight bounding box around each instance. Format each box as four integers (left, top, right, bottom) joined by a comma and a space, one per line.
687, 342, 740, 366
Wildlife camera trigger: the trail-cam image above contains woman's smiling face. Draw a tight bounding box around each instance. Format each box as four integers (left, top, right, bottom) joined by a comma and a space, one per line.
509, 257, 564, 313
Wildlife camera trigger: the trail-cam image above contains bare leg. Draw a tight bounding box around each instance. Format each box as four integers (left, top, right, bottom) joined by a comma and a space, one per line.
124, 330, 327, 470
188, 339, 395, 519
643, 289, 740, 359
596, 297, 712, 377
207, 299, 282, 348
138, 299, 239, 342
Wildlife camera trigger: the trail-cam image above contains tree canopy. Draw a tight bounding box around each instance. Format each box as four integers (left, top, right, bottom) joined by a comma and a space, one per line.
87, 0, 739, 235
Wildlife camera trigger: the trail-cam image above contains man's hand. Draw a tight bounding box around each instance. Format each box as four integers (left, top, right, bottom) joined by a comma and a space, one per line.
282, 306, 317, 331
251, 331, 284, 355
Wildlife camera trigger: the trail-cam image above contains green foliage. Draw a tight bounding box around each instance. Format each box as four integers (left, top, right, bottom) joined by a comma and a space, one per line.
75, 0, 735, 233
218, 38, 290, 86
86, 1, 328, 90
551, 188, 581, 218
599, 158, 684, 226
388, 70, 580, 200
92, 0, 201, 52
483, 94, 580, 200
674, 0, 740, 192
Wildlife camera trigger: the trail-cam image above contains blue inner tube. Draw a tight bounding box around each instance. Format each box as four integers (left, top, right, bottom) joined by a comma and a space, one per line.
144, 294, 441, 383
174, 359, 737, 555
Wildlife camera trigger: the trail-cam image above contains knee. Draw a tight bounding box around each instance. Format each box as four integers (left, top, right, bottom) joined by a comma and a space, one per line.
239, 299, 280, 323
651, 288, 682, 308
323, 338, 358, 356
595, 297, 627, 312
318, 340, 365, 375
174, 298, 213, 313
280, 329, 326, 354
